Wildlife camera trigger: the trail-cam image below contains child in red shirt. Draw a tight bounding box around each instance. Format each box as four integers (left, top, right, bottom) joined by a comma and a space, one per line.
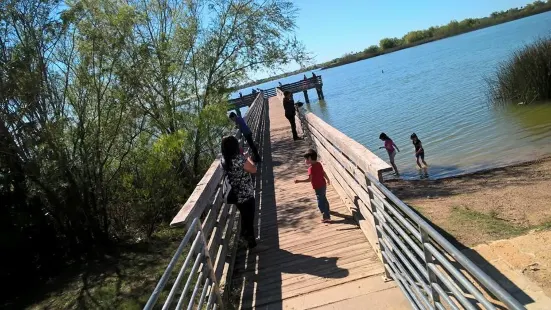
295, 149, 331, 222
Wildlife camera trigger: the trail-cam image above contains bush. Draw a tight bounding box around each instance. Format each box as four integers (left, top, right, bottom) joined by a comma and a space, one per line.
364, 45, 380, 54
488, 37, 551, 105
379, 37, 402, 50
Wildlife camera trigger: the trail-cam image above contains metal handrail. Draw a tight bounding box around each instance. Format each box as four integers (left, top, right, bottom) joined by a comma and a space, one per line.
366, 173, 525, 310
294, 105, 525, 309
147, 91, 267, 309
144, 218, 224, 310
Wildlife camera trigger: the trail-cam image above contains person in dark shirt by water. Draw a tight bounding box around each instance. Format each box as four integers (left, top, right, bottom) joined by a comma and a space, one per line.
411, 133, 428, 178
283, 91, 301, 140
295, 149, 332, 222
229, 112, 261, 162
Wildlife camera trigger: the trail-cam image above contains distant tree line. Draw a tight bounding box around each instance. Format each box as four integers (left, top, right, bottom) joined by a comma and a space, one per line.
320, 0, 551, 69
0, 0, 306, 301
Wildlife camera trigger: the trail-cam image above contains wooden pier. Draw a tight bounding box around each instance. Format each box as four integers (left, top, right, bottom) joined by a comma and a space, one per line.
228, 76, 324, 115
148, 91, 529, 310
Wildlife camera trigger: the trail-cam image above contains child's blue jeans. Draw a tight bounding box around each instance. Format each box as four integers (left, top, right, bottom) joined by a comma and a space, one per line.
314, 186, 330, 218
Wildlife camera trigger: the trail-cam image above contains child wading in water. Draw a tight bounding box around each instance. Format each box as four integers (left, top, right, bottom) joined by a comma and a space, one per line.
379, 133, 400, 175
411, 133, 429, 178
295, 149, 332, 222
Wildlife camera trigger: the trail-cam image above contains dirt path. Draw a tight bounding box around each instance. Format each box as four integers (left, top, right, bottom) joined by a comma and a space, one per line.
386, 157, 551, 302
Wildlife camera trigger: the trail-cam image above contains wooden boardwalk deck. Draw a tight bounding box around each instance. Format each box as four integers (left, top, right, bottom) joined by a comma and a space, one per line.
231, 97, 408, 309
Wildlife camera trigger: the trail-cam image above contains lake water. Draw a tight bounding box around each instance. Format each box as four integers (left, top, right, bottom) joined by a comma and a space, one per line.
241, 12, 551, 179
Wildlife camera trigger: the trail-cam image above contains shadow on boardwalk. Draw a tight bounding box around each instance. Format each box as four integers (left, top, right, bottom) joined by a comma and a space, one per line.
231, 103, 351, 309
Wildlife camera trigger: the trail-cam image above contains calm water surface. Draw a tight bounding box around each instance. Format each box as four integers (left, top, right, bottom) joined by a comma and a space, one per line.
242, 12, 551, 179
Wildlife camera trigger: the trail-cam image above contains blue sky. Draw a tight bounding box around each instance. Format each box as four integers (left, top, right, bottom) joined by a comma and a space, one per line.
261, 0, 535, 77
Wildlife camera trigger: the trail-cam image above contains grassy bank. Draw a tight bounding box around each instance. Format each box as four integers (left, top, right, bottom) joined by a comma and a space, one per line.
489, 36, 551, 105
4, 227, 185, 310
386, 156, 551, 247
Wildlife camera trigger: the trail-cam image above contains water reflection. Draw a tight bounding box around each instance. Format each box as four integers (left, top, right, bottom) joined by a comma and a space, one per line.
318, 99, 329, 117
501, 102, 551, 136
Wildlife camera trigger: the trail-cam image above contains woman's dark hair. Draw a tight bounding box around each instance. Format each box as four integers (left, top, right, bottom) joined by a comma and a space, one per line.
284, 91, 291, 97
379, 132, 389, 140
410, 133, 418, 140
221, 135, 240, 170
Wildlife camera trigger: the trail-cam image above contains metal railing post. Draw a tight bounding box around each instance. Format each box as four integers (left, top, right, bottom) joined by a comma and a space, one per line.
420, 228, 440, 308
368, 183, 392, 281
195, 220, 225, 310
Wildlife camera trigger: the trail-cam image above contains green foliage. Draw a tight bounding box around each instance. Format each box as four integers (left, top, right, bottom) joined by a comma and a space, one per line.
379, 37, 402, 50
0, 0, 306, 303
403, 30, 431, 44
364, 45, 380, 54
488, 37, 551, 105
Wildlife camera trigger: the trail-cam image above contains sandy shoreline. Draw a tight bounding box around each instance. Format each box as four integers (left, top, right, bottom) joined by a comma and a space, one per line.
385, 155, 551, 246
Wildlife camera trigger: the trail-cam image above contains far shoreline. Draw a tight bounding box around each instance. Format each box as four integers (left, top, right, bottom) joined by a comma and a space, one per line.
320, 10, 551, 71
236, 8, 551, 89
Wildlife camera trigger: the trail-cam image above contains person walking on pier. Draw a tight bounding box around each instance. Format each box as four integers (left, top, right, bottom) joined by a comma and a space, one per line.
411, 133, 429, 178
283, 91, 301, 140
221, 136, 259, 249
295, 149, 332, 222
379, 133, 400, 175
229, 112, 260, 162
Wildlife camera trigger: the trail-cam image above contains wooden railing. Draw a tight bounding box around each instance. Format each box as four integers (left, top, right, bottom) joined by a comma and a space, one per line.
228, 92, 259, 110
227, 76, 323, 109
278, 76, 322, 94
145, 92, 266, 310
295, 106, 524, 309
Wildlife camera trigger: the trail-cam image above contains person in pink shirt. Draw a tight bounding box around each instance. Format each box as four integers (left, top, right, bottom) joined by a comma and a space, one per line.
379, 133, 400, 175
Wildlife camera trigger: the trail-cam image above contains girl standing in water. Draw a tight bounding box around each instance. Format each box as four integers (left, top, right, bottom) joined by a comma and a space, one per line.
379, 133, 400, 175
411, 133, 428, 178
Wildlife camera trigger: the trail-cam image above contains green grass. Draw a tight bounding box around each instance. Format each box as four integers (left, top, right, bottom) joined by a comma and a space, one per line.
450, 206, 529, 240
23, 226, 188, 310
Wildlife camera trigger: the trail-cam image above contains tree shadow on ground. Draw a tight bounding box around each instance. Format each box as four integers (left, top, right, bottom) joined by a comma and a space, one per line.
231, 105, 352, 310
10, 231, 185, 310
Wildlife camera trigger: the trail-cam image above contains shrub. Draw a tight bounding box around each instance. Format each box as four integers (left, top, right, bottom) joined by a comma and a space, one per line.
489, 37, 551, 105
364, 45, 380, 54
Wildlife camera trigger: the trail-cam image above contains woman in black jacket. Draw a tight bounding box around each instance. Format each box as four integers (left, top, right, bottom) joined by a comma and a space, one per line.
221, 136, 258, 248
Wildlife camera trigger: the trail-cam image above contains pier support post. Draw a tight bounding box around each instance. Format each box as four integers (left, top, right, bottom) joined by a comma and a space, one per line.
303, 90, 310, 103
316, 86, 324, 100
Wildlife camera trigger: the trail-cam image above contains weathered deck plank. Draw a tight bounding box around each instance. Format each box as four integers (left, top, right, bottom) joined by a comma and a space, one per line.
231, 97, 408, 309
